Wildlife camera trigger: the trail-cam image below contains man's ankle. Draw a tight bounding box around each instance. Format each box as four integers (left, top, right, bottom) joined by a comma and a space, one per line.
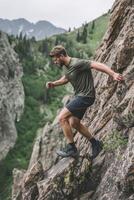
68, 142, 77, 149
89, 137, 97, 145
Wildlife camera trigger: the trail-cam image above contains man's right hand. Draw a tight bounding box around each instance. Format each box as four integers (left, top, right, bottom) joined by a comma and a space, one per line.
46, 82, 55, 89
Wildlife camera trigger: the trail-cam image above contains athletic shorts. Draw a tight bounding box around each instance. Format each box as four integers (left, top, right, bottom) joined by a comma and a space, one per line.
65, 96, 95, 120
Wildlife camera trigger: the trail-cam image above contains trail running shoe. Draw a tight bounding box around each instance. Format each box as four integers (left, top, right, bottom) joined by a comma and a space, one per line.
56, 143, 78, 158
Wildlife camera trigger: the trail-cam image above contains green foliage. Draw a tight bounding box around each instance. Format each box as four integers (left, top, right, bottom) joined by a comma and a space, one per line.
91, 20, 95, 30
76, 30, 81, 42
22, 75, 45, 100
22, 56, 37, 74
103, 130, 128, 152
14, 35, 32, 60
87, 14, 109, 53
38, 38, 49, 54
81, 23, 88, 43
8, 34, 16, 45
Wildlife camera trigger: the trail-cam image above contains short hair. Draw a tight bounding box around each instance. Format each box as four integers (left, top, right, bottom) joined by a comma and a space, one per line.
49, 45, 67, 57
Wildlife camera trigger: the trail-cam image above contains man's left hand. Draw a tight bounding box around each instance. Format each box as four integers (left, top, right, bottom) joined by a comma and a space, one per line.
113, 73, 124, 82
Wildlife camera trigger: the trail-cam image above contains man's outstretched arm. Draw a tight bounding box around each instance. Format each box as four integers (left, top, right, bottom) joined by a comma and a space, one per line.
90, 61, 124, 81
46, 75, 69, 88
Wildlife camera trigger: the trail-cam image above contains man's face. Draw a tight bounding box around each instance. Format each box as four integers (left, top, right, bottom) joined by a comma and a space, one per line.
52, 55, 65, 67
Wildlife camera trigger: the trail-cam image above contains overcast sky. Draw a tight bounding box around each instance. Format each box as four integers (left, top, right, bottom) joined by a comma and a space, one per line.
0, 0, 115, 29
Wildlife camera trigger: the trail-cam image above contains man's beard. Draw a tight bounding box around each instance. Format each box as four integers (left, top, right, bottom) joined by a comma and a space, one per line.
58, 60, 65, 67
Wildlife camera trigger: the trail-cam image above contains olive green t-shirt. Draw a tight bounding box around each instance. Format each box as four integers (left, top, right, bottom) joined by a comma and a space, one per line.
64, 57, 95, 98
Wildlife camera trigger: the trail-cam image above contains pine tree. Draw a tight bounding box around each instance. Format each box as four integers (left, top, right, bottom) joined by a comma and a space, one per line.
76, 30, 81, 42
91, 20, 95, 30
55, 36, 59, 45
68, 27, 71, 32
19, 31, 23, 40
42, 39, 48, 54
82, 25, 88, 43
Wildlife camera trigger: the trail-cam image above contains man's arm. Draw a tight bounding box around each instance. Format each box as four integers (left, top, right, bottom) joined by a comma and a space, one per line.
90, 61, 124, 81
46, 75, 69, 88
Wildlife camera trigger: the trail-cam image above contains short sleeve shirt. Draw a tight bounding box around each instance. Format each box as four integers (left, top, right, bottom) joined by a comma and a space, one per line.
64, 57, 95, 98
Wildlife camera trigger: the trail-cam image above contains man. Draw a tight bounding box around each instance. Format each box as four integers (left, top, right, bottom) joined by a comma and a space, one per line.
46, 45, 124, 159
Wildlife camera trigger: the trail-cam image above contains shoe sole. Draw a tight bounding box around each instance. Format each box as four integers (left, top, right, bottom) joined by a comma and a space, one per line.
56, 150, 79, 158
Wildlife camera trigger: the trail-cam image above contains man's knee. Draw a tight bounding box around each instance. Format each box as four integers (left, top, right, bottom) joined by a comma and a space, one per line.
69, 117, 80, 129
58, 114, 67, 125
58, 111, 68, 125
58, 108, 72, 125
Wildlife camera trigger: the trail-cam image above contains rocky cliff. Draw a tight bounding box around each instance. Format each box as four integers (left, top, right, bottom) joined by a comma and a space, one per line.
0, 31, 24, 161
12, 0, 134, 199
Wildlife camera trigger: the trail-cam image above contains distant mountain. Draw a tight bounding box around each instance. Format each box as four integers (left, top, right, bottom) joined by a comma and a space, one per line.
0, 18, 66, 40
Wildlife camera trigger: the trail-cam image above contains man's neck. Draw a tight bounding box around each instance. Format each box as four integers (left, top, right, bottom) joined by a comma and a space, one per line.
64, 56, 72, 67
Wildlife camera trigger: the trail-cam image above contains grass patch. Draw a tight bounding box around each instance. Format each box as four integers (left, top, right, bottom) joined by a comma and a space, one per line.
103, 130, 128, 152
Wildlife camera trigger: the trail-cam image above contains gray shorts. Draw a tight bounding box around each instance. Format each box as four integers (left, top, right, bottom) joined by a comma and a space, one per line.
66, 96, 95, 119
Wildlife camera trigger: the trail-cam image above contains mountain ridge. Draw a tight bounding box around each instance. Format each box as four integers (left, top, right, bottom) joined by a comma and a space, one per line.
0, 18, 66, 40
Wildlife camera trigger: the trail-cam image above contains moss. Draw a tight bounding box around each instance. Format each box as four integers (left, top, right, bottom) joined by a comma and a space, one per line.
103, 130, 128, 152
64, 173, 71, 185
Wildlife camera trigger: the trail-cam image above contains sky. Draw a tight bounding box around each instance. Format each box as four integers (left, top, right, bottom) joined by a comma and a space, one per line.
0, 0, 115, 29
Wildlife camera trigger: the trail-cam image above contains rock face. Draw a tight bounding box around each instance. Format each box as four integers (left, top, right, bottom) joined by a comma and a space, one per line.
12, 0, 134, 199
0, 31, 24, 161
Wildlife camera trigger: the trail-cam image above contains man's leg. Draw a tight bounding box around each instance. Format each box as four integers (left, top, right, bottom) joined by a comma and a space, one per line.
68, 116, 93, 139
58, 107, 74, 143
68, 116, 103, 159
57, 107, 78, 157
